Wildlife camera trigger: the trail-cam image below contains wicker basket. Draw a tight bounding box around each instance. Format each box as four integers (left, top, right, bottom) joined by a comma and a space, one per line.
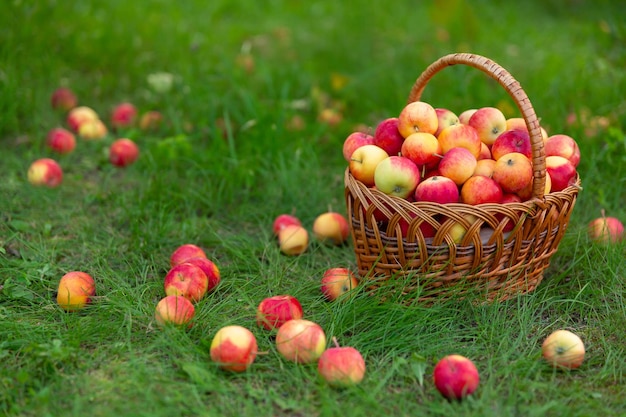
344, 53, 582, 304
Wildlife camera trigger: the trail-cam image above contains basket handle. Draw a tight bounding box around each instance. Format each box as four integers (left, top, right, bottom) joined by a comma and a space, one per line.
407, 53, 546, 200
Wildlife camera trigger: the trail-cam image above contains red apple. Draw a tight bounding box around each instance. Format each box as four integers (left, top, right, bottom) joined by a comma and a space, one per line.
109, 138, 139, 167
184, 256, 221, 293
256, 295, 304, 330
321, 268, 359, 301
433, 354, 480, 401
468, 106, 507, 146
414, 175, 459, 204
110, 102, 137, 129
460, 175, 503, 205
273, 214, 302, 236
139, 110, 164, 131
374, 156, 421, 199
210, 325, 258, 372
434, 108, 460, 137
163, 262, 209, 303
46, 127, 76, 154
56, 271, 96, 311
492, 152, 533, 193
318, 339, 366, 387
373, 117, 404, 156
51, 87, 78, 112
400, 132, 442, 168
545, 155, 577, 192
438, 147, 477, 186
275, 319, 327, 364
343, 131, 375, 162
491, 129, 532, 160
506, 117, 549, 143
478, 142, 492, 160
437, 123, 482, 158
348, 144, 389, 187
397, 101, 438, 137
78, 118, 108, 140
27, 158, 63, 187
588, 212, 624, 243
154, 295, 195, 328
67, 106, 99, 133
278, 224, 309, 255
170, 244, 207, 267
313, 212, 350, 245
542, 330, 585, 370
397, 212, 437, 238
544, 134, 581, 168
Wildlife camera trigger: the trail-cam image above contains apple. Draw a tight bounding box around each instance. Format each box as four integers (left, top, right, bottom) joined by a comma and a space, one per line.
170, 243, 207, 267
478, 142, 492, 160
498, 193, 523, 231
544, 134, 581, 168
434, 108, 460, 137
588, 212, 625, 243
27, 158, 63, 187
448, 214, 478, 244
313, 212, 350, 245
541, 329, 585, 370
343, 131, 375, 162
414, 175, 459, 204
321, 267, 359, 301
348, 144, 389, 187
458, 108, 477, 125
46, 127, 76, 154
437, 123, 482, 158
472, 158, 496, 178
400, 132, 441, 168
317, 108, 342, 126
491, 129, 532, 160
184, 256, 221, 293
438, 147, 477, 186
468, 106, 507, 146
397, 212, 437, 238
397, 101, 438, 137
517, 171, 552, 201
506, 117, 549, 143
256, 295, 304, 330
110, 102, 137, 129
163, 262, 209, 303
492, 152, 533, 194
433, 354, 480, 401
109, 138, 139, 167
275, 319, 327, 364
373, 117, 404, 156
50, 87, 77, 112
67, 106, 99, 132
545, 155, 577, 192
273, 214, 302, 236
374, 156, 421, 199
210, 325, 258, 372
139, 110, 164, 131
154, 295, 195, 327
318, 338, 366, 387
78, 118, 108, 140
460, 175, 503, 205
56, 271, 96, 311
278, 224, 309, 255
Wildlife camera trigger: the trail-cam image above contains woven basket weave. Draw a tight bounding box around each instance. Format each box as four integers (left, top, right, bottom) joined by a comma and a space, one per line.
344, 53, 581, 303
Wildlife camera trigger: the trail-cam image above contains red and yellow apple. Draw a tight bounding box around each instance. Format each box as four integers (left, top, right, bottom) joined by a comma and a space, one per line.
278, 224, 309, 255
46, 127, 76, 154
109, 138, 139, 167
50, 87, 77, 112
110, 102, 137, 129
275, 319, 326, 364
28, 158, 63, 187
400, 132, 442, 168
541, 329, 585, 370
433, 354, 480, 401
56, 271, 96, 311
413, 175, 459, 204
491, 129, 532, 160
321, 267, 359, 301
163, 262, 209, 303
434, 107, 460, 137
78, 118, 108, 140
256, 295, 304, 330
438, 147, 477, 186
468, 106, 507, 146
318, 341, 366, 387
437, 123, 482, 158
184, 256, 221, 293
588, 213, 624, 243
67, 106, 99, 132
343, 131, 375, 162
460, 175, 503, 205
397, 101, 438, 137
139, 110, 164, 131
545, 155, 577, 192
210, 325, 258, 372
472, 158, 496, 178
348, 144, 389, 186
458, 109, 477, 125
492, 152, 533, 194
312, 212, 350, 245
373, 117, 404, 156
170, 243, 207, 267
273, 214, 302, 236
154, 295, 195, 327
374, 156, 421, 199
544, 134, 581, 168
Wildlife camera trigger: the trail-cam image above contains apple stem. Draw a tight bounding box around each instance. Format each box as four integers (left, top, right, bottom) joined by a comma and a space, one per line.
601, 208, 606, 219
332, 336, 340, 348
434, 153, 444, 159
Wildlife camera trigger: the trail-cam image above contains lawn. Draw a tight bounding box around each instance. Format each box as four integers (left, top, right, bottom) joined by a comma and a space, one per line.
1, 0, 625, 416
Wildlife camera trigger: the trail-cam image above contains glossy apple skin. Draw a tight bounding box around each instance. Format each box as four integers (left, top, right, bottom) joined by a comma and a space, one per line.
343, 131, 375, 162
46, 127, 76, 154
184, 256, 221, 293
414, 175, 459, 204
313, 212, 350, 245
400, 132, 441, 168
397, 101, 438, 137
433, 354, 480, 401
109, 138, 139, 167
468, 106, 507, 146
321, 268, 359, 301
434, 108, 460, 137
374, 156, 421, 199
541, 330, 585, 369
373, 117, 404, 156
491, 129, 532, 160
56, 271, 96, 311
318, 346, 366, 387
438, 147, 477, 186
275, 319, 326, 364
154, 295, 195, 328
460, 175, 503, 205
278, 225, 309, 255
544, 134, 581, 168
437, 123, 482, 159
256, 295, 304, 330
163, 262, 209, 303
348, 144, 389, 187
27, 158, 63, 187
492, 152, 533, 194
170, 244, 207, 267
210, 325, 258, 372
545, 155, 577, 192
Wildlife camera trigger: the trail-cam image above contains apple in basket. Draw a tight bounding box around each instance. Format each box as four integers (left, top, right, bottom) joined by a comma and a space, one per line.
343, 131, 375, 162
460, 175, 503, 205
545, 155, 577, 192
504, 117, 549, 142
437, 123, 482, 159
434, 107, 460, 137
544, 134, 581, 168
438, 147, 477, 186
397, 101, 438, 137
468, 106, 507, 146
472, 158, 496, 178
492, 152, 533, 194
458, 109, 477, 125
348, 144, 389, 187
373, 117, 405, 156
491, 129, 532, 160
400, 132, 442, 168
414, 175, 459, 204
374, 156, 421, 199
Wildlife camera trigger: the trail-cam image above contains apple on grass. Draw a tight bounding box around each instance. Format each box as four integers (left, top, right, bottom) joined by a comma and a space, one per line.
278, 224, 309, 255
210, 325, 258, 372
139, 111, 164, 131
109, 138, 139, 167
56, 271, 96, 311
413, 176, 459, 204
276, 319, 326, 364
541, 329, 585, 369
373, 117, 404, 156
437, 123, 482, 158
46, 127, 76, 154
468, 106, 507, 146
184, 256, 221, 293
434, 108, 460, 137
545, 155, 577, 192
67, 106, 99, 132
492, 152, 533, 194
588, 210, 625, 243
78, 118, 108, 140
313, 212, 350, 245
460, 175, 503, 205
321, 268, 359, 301
544, 134, 581, 168
51, 87, 77, 112
170, 243, 207, 267
433, 354, 480, 401
256, 295, 304, 330
374, 156, 421, 199
273, 214, 302, 236
110, 102, 137, 129
154, 295, 195, 328
397, 101, 438, 137
438, 147, 477, 186
28, 158, 63, 187
348, 144, 389, 187
163, 262, 209, 303
343, 131, 375, 162
491, 129, 532, 160
400, 132, 442, 168
318, 337, 366, 387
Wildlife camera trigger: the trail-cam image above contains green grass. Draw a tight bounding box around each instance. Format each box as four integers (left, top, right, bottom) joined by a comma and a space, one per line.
1, 0, 626, 416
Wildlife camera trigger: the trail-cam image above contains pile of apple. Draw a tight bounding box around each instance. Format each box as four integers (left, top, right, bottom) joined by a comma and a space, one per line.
343, 101, 581, 239
27, 87, 163, 188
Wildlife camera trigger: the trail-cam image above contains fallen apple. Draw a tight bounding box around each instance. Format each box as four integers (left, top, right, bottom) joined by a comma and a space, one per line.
318, 338, 366, 387
273, 214, 302, 236
67, 106, 99, 132
28, 158, 63, 187
170, 244, 207, 267
163, 262, 209, 303
278, 224, 309, 255
256, 294, 304, 330
184, 256, 221, 293
587, 211, 625, 243
110, 102, 138, 129
46, 127, 76, 154
541, 329, 585, 370
51, 87, 78, 112
312, 212, 350, 245
56, 271, 96, 311
109, 138, 139, 167
210, 325, 258, 372
432, 354, 480, 401
275, 319, 326, 364
154, 295, 195, 328
321, 267, 359, 301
